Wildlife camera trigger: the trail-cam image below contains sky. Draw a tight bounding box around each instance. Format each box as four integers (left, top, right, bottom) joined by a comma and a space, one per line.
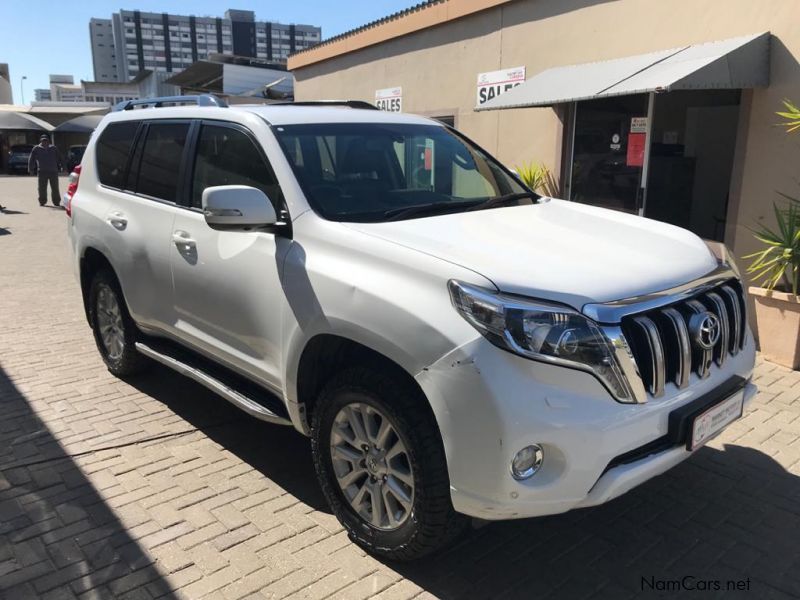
0, 0, 417, 103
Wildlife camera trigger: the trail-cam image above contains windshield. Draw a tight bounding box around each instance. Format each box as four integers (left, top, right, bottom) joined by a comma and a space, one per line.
273, 123, 531, 222
10, 145, 33, 154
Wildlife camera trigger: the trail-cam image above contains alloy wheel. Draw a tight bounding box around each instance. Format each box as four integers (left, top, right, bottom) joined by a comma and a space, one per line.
329, 402, 415, 530
96, 284, 125, 360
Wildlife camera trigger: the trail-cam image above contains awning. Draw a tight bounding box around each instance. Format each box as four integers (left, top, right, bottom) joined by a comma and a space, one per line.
0, 111, 54, 132
476, 32, 770, 111
54, 115, 104, 133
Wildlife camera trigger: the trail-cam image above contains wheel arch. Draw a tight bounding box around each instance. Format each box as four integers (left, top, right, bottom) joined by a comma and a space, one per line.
79, 247, 120, 326
291, 333, 440, 440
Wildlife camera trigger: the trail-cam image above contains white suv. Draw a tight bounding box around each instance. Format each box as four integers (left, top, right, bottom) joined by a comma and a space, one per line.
68, 95, 757, 560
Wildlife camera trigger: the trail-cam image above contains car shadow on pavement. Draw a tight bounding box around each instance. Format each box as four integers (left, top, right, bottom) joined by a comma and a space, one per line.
125, 362, 330, 512
127, 363, 800, 598
0, 367, 180, 599
388, 443, 800, 599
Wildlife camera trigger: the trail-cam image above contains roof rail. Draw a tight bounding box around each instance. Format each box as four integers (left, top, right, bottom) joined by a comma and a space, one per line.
269, 100, 379, 110
113, 94, 228, 112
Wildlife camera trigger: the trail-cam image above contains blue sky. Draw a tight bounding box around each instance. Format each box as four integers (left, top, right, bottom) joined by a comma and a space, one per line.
0, 1, 416, 103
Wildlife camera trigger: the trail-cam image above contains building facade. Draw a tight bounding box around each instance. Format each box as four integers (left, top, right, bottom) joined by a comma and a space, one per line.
90, 18, 118, 81
47, 75, 85, 103
34, 89, 52, 102
0, 64, 11, 104
90, 8, 320, 84
289, 0, 800, 300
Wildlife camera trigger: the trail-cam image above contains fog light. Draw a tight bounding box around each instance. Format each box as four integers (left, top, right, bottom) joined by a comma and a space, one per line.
511, 444, 544, 480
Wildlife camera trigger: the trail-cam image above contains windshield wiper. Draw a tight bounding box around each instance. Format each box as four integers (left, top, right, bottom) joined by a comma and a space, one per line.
465, 191, 539, 212
383, 200, 478, 222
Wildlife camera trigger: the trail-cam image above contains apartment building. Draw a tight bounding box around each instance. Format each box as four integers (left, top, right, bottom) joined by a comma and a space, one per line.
90, 18, 118, 82
90, 8, 320, 83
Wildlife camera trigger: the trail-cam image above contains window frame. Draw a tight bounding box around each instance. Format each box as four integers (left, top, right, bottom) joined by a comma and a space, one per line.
124, 118, 195, 206
180, 119, 286, 217
95, 120, 144, 192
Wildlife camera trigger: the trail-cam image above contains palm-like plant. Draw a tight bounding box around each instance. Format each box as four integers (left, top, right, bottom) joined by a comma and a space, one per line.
515, 161, 560, 197
745, 201, 800, 295
777, 99, 800, 133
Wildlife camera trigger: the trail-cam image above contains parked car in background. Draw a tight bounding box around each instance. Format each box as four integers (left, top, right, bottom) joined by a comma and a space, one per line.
68, 95, 757, 561
66, 145, 87, 173
7, 144, 34, 174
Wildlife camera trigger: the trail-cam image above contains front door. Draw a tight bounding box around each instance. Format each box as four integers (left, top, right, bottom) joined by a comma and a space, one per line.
568, 94, 649, 214
170, 121, 292, 390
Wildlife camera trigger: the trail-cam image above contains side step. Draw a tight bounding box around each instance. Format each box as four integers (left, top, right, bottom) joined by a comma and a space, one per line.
135, 341, 292, 426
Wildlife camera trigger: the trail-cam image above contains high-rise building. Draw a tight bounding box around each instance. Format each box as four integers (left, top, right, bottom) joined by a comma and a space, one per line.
90, 18, 118, 81
0, 64, 12, 104
90, 8, 321, 84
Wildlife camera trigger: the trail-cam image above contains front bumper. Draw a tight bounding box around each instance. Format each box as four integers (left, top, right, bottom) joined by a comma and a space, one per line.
416, 332, 757, 521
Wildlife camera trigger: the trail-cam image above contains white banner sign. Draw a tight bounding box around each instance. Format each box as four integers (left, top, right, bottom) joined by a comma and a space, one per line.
630, 117, 648, 133
375, 86, 402, 112
476, 66, 526, 105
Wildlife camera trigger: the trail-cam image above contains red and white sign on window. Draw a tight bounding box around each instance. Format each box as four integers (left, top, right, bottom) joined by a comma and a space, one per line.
476, 66, 526, 106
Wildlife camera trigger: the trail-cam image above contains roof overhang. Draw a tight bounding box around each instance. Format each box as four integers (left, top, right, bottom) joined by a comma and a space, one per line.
476, 32, 770, 111
165, 61, 224, 91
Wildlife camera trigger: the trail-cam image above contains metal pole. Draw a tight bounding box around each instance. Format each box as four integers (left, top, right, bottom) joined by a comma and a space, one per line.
20, 75, 27, 104
639, 91, 655, 217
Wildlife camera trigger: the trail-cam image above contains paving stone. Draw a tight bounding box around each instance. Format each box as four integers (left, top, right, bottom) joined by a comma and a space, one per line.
0, 176, 797, 600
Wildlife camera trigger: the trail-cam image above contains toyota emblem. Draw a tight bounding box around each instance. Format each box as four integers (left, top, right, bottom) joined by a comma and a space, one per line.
689, 312, 722, 350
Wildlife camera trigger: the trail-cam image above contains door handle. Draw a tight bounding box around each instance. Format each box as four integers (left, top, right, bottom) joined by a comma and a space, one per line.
172, 230, 196, 248
106, 211, 127, 230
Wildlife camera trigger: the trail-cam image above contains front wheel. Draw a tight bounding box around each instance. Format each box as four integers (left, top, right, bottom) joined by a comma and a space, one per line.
311, 367, 466, 561
88, 269, 148, 377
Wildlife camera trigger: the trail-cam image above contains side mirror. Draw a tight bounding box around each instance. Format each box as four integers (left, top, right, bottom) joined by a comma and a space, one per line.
202, 185, 277, 231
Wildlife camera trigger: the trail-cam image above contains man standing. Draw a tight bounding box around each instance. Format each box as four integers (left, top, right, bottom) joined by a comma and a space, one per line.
28, 135, 62, 206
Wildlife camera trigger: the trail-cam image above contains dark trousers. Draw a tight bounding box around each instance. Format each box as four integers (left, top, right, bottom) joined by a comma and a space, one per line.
37, 172, 60, 205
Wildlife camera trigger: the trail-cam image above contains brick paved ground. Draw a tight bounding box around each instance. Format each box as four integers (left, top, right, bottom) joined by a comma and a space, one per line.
1, 175, 799, 599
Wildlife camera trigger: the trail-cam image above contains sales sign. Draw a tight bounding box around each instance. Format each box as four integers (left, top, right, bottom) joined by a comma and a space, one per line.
375, 87, 402, 112
476, 66, 526, 106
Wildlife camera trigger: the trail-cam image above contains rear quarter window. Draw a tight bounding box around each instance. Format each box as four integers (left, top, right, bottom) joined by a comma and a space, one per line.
96, 121, 140, 188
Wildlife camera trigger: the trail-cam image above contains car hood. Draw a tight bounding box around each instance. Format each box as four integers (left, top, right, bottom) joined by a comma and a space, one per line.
343, 199, 719, 311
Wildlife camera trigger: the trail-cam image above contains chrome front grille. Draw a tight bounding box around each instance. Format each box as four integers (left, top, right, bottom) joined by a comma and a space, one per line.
620, 280, 747, 398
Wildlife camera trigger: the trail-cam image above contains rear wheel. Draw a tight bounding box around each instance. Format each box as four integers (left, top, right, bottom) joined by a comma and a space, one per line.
311, 367, 466, 561
88, 269, 148, 376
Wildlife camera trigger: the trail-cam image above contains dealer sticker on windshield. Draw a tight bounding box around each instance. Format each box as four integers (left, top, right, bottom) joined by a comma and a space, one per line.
690, 391, 744, 450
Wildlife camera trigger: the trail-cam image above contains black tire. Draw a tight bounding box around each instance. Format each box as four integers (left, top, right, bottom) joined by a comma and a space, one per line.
88, 269, 148, 377
311, 366, 467, 561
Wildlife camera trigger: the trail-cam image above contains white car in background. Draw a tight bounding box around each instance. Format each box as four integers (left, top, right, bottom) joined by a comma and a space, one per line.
67, 95, 756, 560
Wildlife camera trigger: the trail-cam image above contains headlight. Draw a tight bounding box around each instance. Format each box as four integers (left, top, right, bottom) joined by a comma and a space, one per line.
448, 280, 637, 402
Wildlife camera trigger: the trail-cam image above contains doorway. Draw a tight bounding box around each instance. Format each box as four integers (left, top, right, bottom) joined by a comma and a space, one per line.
645, 90, 741, 241
567, 90, 742, 242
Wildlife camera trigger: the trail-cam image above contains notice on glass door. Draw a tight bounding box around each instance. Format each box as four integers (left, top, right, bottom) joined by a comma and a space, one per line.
627, 132, 646, 167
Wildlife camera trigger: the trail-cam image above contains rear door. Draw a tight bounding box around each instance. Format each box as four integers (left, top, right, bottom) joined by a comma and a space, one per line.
101, 120, 190, 332
169, 120, 292, 390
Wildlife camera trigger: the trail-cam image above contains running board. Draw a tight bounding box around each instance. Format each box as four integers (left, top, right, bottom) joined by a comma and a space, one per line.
135, 341, 292, 426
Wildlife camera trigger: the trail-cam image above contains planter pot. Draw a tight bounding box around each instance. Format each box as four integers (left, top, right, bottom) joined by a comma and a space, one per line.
749, 286, 800, 369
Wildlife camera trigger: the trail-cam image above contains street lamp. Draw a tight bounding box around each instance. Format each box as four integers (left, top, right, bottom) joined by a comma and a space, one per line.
20, 75, 27, 105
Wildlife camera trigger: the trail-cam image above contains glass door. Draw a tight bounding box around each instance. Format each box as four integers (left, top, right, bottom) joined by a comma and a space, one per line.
569, 95, 649, 214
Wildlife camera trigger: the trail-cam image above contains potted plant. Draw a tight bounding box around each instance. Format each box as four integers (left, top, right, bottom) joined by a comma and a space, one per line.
744, 100, 800, 369
514, 161, 560, 197
745, 200, 800, 369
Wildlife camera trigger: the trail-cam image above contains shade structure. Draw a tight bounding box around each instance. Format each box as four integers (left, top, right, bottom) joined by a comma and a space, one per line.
54, 115, 105, 133
0, 111, 54, 131
476, 32, 770, 110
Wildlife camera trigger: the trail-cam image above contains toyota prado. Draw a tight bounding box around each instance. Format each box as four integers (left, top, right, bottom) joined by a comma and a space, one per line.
67, 96, 757, 560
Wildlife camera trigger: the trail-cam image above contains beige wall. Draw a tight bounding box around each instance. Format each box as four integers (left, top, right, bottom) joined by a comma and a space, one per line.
293, 0, 800, 271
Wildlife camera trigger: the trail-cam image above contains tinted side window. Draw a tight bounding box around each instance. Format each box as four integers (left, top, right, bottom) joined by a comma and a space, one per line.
96, 121, 139, 188
191, 124, 283, 209
136, 122, 190, 202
